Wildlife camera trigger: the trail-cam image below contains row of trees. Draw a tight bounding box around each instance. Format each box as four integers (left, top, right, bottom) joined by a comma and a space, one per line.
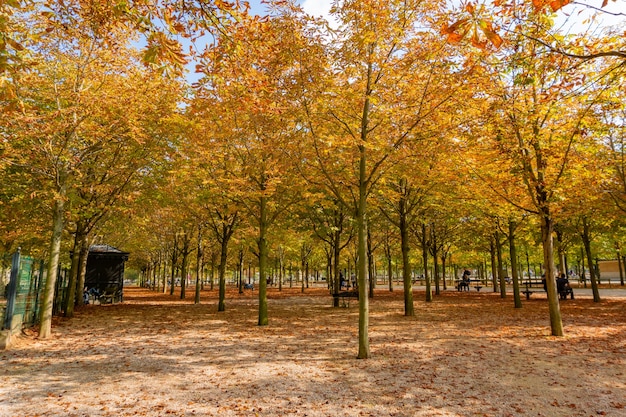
2, 0, 624, 358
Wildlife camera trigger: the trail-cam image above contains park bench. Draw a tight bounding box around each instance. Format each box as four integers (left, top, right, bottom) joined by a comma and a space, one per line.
244, 283, 254, 290
521, 279, 575, 300
521, 279, 546, 300
455, 279, 483, 292
98, 287, 119, 304
332, 290, 359, 307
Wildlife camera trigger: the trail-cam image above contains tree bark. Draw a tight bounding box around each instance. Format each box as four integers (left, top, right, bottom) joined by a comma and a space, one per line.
357, 142, 369, 359
180, 235, 190, 300
421, 222, 432, 302
195, 227, 203, 304
581, 216, 601, 302
509, 220, 521, 308
541, 212, 564, 335
258, 194, 269, 326
399, 187, 414, 316
490, 238, 497, 292
76, 234, 89, 304
218, 237, 228, 312
64, 229, 83, 318
38, 194, 65, 339
495, 229, 506, 298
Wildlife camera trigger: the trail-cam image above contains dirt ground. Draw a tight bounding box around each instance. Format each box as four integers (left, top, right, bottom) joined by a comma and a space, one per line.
1, 285, 625, 417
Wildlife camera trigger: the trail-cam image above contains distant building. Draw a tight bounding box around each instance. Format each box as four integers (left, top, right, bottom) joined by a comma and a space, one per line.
84, 245, 129, 302
597, 259, 623, 282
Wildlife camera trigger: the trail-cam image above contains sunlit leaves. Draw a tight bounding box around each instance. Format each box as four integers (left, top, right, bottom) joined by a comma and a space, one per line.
441, 3, 503, 50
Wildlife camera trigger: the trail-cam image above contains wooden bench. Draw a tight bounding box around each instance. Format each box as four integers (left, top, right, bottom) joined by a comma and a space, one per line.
332, 291, 359, 307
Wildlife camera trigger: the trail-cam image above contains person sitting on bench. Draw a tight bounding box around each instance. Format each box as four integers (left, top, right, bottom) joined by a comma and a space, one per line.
458, 269, 471, 291
556, 273, 574, 299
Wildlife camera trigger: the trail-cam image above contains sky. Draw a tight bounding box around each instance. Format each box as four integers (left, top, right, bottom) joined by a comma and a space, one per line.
253, 0, 625, 32
184, 0, 623, 82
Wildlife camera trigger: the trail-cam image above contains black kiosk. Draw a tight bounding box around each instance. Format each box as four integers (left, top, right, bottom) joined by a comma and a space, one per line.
84, 244, 129, 303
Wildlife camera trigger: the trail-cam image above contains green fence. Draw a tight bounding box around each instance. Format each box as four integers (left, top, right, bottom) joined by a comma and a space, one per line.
2, 250, 68, 331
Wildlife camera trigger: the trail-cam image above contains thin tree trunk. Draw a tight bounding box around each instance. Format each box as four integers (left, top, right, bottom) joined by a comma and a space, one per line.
162, 255, 167, 294
39, 195, 65, 339
64, 230, 83, 317
399, 195, 414, 316
385, 239, 393, 292
357, 142, 369, 359
258, 195, 269, 326
180, 236, 190, 300
76, 234, 89, 304
431, 233, 440, 296
495, 229, 506, 298
490, 238, 497, 292
541, 212, 564, 335
581, 217, 601, 302
556, 229, 567, 276
170, 239, 177, 296
195, 227, 202, 304
218, 238, 228, 312
367, 229, 375, 299
509, 220, 521, 308
422, 223, 432, 302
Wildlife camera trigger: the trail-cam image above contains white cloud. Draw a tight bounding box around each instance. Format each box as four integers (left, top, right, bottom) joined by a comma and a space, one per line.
301, 0, 337, 27
301, 0, 332, 18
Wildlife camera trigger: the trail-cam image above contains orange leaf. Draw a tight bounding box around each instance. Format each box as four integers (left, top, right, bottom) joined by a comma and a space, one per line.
479, 20, 503, 49
442, 19, 468, 35
549, 0, 572, 11
447, 32, 465, 43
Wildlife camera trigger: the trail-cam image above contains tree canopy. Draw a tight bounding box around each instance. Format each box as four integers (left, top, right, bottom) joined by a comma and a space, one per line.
2, 0, 625, 349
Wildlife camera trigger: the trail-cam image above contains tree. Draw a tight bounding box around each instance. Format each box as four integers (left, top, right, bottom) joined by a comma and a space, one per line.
196, 12, 306, 325
3, 4, 181, 335
298, 0, 472, 358
463, 6, 609, 335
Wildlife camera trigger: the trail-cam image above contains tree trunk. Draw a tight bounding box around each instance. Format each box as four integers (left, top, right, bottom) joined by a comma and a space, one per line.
180, 236, 190, 300
441, 254, 447, 291
556, 229, 567, 276
616, 245, 624, 286
385, 239, 393, 292
541, 212, 564, 335
495, 229, 506, 298
38, 195, 65, 339
430, 226, 440, 295
218, 238, 228, 312
210, 251, 216, 291
367, 229, 375, 299
64, 229, 83, 317
509, 220, 522, 308
333, 235, 341, 306
399, 195, 414, 316
356, 143, 369, 359
195, 227, 203, 304
490, 238, 497, 292
162, 256, 168, 294
581, 216, 601, 302
258, 195, 269, 326
422, 223, 432, 302
76, 234, 89, 304
238, 249, 244, 294
170, 239, 177, 296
